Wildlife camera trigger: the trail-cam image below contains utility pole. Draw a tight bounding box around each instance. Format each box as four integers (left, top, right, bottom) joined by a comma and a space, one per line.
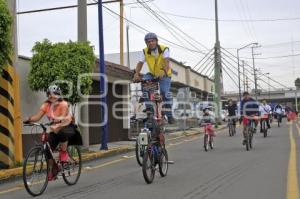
120, 0, 124, 66
251, 46, 258, 100
78, 0, 87, 42
242, 60, 245, 92
236, 51, 242, 102
77, 0, 90, 148
246, 76, 250, 92
214, 0, 222, 123
126, 24, 130, 68
98, 0, 108, 150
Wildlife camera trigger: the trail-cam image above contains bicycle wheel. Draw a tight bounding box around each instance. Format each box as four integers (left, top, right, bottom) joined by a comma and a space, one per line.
228, 124, 233, 137
142, 148, 155, 184
209, 136, 214, 149
159, 147, 168, 177
245, 127, 250, 151
23, 146, 48, 197
62, 145, 82, 185
263, 121, 268, 138
249, 131, 253, 149
204, 134, 209, 151
135, 140, 143, 167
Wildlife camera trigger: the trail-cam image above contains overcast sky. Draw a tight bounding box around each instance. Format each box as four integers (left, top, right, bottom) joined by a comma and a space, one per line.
17, 0, 300, 91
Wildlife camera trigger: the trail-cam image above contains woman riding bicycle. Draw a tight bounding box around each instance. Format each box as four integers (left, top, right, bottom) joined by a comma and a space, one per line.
24, 85, 76, 180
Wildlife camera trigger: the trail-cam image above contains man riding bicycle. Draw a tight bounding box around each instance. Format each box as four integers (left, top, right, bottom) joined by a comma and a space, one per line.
24, 85, 79, 180
133, 32, 174, 124
273, 104, 283, 121
227, 99, 237, 127
240, 92, 259, 145
259, 99, 271, 133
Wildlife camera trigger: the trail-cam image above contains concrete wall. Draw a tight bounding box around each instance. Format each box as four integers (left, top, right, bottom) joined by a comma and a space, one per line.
17, 57, 48, 127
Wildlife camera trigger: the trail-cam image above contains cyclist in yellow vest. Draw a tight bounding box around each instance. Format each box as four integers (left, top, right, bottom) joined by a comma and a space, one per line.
133, 32, 174, 124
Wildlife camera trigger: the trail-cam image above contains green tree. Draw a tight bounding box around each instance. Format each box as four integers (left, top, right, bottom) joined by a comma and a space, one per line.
0, 0, 13, 73
28, 39, 96, 105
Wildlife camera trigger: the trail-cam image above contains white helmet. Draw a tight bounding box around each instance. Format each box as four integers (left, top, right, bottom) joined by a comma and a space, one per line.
46, 85, 62, 96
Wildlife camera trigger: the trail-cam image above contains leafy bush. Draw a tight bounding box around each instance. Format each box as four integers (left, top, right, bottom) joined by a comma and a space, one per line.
28, 39, 96, 104
0, 0, 13, 73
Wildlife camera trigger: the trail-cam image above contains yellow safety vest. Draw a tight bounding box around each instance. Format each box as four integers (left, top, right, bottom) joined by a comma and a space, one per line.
143, 45, 172, 77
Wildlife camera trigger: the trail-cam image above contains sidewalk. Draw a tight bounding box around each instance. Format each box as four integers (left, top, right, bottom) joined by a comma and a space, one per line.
0, 125, 227, 182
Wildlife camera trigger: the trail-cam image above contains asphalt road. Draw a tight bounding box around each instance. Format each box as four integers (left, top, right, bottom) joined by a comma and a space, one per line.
0, 119, 299, 199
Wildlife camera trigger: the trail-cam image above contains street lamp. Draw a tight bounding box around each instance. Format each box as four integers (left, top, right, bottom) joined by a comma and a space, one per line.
295, 78, 300, 113
237, 42, 258, 102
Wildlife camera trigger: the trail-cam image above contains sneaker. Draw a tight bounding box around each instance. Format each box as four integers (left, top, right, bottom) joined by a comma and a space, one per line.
59, 150, 70, 162
168, 117, 175, 124
48, 166, 58, 181
242, 139, 246, 145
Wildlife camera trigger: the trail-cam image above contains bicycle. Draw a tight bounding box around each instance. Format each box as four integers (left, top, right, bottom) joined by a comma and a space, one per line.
228, 117, 236, 137
23, 122, 82, 196
242, 117, 257, 151
135, 78, 169, 184
201, 123, 214, 151
274, 112, 282, 127
261, 114, 269, 138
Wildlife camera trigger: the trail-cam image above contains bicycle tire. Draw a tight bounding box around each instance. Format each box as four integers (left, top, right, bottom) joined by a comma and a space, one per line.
263, 121, 268, 137
249, 131, 253, 149
135, 140, 143, 166
23, 146, 48, 197
62, 145, 82, 185
142, 149, 155, 184
228, 124, 233, 137
209, 136, 214, 149
204, 134, 209, 151
159, 147, 168, 177
246, 127, 250, 151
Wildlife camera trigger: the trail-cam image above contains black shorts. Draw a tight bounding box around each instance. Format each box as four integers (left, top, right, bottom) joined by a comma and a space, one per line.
46, 125, 76, 159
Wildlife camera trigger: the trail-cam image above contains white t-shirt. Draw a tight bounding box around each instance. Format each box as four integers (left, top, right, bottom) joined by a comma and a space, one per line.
275, 107, 283, 114
259, 104, 271, 115
139, 48, 171, 68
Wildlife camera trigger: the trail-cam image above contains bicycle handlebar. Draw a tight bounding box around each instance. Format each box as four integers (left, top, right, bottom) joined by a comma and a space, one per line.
133, 78, 160, 84
23, 122, 54, 131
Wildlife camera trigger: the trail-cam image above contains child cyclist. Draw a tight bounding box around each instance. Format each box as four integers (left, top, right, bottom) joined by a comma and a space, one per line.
199, 107, 216, 137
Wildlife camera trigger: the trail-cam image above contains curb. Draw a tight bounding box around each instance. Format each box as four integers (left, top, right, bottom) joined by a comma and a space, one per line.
0, 125, 227, 182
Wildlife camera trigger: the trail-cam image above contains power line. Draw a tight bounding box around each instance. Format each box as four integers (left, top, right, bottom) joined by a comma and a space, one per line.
17, 1, 118, 14
238, 0, 258, 41
207, 66, 214, 78
136, 0, 209, 53
203, 61, 214, 75
198, 58, 214, 74
221, 47, 291, 89
242, 53, 300, 59
149, 1, 210, 51
262, 40, 300, 48
193, 48, 214, 70
151, 11, 300, 22
136, 0, 190, 50
222, 67, 239, 89
101, 4, 207, 54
